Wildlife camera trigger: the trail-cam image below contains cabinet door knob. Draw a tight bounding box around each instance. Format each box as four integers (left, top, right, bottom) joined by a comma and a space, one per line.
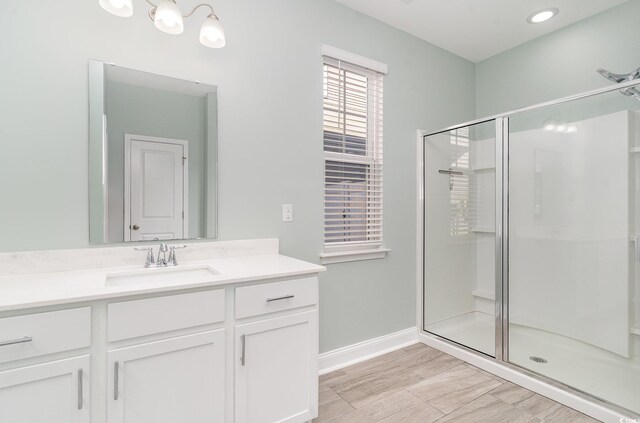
132, 224, 140, 230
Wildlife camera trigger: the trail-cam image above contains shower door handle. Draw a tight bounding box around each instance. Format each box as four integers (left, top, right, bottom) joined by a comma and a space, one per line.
439, 169, 464, 176
440, 168, 463, 191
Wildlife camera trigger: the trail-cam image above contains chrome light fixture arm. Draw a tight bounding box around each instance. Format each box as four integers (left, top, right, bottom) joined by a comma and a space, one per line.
144, 0, 160, 20
146, 1, 218, 21
183, 3, 218, 19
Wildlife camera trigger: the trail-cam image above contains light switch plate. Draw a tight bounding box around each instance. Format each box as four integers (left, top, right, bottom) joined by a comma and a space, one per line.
282, 204, 294, 222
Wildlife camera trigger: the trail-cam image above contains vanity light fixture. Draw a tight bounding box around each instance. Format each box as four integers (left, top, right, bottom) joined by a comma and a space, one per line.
99, 0, 133, 17
99, 0, 226, 48
152, 0, 184, 34
527, 8, 559, 24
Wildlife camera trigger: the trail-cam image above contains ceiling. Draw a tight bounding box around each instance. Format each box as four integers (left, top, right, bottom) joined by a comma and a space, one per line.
333, 0, 628, 62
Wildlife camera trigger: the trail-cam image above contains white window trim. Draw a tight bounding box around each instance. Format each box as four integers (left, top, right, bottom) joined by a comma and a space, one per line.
321, 45, 388, 75
321, 47, 389, 264
320, 247, 390, 265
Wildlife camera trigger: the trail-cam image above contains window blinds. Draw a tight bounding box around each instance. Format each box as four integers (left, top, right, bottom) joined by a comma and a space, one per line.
323, 57, 384, 249
448, 127, 472, 237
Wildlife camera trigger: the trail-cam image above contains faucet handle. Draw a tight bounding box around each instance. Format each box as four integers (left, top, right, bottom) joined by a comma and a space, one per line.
133, 247, 155, 268
167, 245, 187, 266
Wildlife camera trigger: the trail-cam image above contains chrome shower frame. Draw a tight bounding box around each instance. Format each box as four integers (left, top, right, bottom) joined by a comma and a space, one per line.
418, 78, 640, 420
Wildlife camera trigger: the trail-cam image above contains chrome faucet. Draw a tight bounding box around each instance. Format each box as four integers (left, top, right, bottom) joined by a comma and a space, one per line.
156, 243, 169, 267
134, 244, 187, 268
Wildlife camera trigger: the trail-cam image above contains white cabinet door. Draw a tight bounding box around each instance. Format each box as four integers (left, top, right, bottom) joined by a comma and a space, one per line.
0, 355, 90, 423
107, 330, 225, 423
235, 310, 318, 423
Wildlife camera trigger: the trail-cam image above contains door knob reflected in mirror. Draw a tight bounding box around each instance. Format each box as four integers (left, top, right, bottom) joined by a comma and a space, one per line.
132, 224, 140, 230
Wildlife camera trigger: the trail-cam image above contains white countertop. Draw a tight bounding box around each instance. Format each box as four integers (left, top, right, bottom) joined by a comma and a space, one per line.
0, 254, 325, 313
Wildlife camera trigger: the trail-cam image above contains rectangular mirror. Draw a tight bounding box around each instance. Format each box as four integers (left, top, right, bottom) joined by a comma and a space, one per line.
89, 61, 217, 244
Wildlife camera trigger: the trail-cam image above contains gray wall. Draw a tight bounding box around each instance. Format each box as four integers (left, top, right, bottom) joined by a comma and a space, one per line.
0, 0, 475, 352
475, 0, 640, 117
104, 80, 208, 242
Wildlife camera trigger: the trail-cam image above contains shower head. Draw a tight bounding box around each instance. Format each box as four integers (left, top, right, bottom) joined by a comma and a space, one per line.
597, 66, 640, 101
621, 86, 640, 102
597, 67, 640, 82
597, 68, 631, 83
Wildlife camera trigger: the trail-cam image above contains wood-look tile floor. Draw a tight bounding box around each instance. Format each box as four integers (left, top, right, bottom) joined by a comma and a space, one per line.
315, 343, 601, 423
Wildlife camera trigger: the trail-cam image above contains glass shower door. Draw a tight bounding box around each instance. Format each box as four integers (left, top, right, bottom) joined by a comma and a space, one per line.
507, 86, 640, 414
423, 120, 497, 356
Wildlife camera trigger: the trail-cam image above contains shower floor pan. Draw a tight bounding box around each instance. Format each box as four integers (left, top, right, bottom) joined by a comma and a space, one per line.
425, 311, 640, 414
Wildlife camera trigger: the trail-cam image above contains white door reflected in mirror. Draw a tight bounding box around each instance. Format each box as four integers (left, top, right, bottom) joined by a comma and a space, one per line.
125, 134, 188, 242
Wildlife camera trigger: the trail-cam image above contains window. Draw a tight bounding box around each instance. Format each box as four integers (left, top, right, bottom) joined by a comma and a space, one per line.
321, 52, 385, 263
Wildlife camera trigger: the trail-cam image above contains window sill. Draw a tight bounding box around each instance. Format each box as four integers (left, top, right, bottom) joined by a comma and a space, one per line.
320, 248, 390, 265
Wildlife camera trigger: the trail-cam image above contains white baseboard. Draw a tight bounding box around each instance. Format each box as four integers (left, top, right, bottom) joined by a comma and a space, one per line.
418, 332, 633, 423
319, 327, 419, 375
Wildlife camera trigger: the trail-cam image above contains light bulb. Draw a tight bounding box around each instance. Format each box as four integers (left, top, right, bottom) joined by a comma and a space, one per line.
99, 0, 133, 17
200, 15, 226, 48
154, 0, 184, 35
163, 15, 177, 27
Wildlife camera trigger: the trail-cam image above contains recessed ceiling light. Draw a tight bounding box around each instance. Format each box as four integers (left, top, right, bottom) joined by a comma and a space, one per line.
527, 8, 559, 24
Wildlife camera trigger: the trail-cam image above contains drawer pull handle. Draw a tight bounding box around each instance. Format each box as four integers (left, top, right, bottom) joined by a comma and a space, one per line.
240, 335, 246, 366
266, 294, 295, 303
78, 369, 84, 410
0, 336, 32, 347
114, 361, 120, 401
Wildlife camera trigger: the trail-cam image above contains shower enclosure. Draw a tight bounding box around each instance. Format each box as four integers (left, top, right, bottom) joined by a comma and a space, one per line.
421, 79, 640, 417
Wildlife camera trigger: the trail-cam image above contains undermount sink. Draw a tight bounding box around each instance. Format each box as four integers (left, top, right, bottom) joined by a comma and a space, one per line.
105, 265, 220, 287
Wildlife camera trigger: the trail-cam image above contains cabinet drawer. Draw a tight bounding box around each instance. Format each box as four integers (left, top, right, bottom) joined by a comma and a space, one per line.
0, 307, 91, 364
235, 277, 318, 319
108, 290, 225, 342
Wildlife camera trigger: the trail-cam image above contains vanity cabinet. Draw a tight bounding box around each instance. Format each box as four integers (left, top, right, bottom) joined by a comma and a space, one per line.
0, 355, 90, 423
0, 274, 320, 423
107, 330, 226, 423
235, 311, 318, 423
